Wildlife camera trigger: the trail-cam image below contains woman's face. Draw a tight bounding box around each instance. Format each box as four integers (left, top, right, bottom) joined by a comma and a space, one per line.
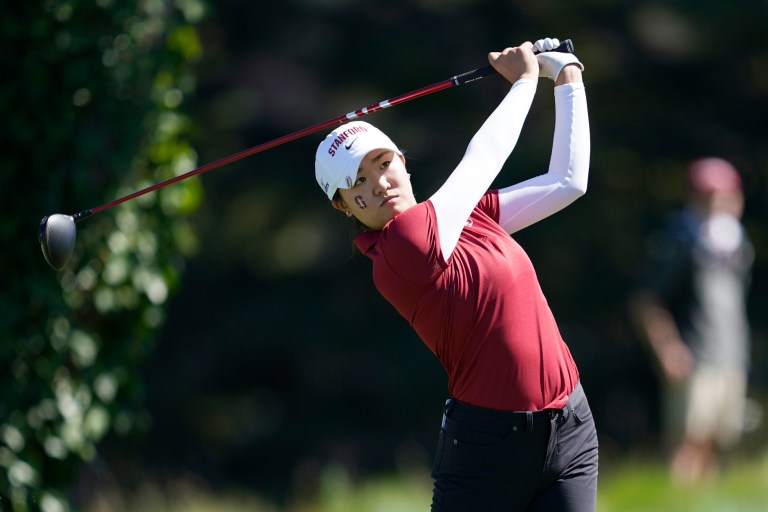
332, 149, 417, 230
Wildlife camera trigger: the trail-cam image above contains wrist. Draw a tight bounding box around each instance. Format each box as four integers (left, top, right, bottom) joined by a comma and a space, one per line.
555, 64, 583, 86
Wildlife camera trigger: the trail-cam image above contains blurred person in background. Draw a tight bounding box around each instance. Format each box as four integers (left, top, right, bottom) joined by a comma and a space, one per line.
629, 157, 754, 484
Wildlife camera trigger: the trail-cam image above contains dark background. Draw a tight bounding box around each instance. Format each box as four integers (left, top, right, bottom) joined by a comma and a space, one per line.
118, 0, 768, 504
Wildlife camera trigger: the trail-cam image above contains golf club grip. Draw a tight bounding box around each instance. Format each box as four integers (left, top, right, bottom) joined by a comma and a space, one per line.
453, 38, 574, 85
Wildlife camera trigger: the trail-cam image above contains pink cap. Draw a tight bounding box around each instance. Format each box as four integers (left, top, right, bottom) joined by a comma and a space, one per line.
689, 157, 742, 193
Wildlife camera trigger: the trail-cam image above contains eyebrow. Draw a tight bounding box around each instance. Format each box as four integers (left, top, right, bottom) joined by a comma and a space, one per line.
358, 150, 391, 173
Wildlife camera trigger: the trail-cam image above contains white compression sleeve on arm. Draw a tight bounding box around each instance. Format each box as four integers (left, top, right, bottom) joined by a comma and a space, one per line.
497, 82, 589, 233
430, 78, 536, 261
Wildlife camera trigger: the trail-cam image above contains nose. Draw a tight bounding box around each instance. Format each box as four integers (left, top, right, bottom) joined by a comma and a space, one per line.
374, 173, 391, 195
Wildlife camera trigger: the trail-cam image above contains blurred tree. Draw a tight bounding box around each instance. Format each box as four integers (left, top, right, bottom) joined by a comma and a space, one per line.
1, 0, 205, 509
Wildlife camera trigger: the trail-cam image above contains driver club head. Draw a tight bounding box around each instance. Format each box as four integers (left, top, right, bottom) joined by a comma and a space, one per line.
39, 214, 76, 270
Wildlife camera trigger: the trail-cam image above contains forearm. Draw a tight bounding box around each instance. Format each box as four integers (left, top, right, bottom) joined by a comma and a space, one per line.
448, 78, 537, 191
430, 78, 537, 258
630, 292, 685, 354
497, 81, 589, 233
639, 304, 683, 353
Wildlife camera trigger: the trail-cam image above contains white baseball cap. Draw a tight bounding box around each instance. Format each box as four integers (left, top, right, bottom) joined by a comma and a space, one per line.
315, 120, 401, 200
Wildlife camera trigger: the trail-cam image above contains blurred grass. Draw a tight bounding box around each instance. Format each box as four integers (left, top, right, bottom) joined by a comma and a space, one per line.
299, 465, 433, 512
85, 478, 281, 512
85, 452, 768, 512
598, 451, 768, 512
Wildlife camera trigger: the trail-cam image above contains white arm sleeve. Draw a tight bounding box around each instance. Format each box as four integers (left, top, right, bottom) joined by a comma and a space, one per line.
497, 82, 589, 233
430, 78, 537, 260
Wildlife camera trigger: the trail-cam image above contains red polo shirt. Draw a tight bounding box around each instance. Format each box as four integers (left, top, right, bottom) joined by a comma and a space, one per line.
354, 191, 578, 411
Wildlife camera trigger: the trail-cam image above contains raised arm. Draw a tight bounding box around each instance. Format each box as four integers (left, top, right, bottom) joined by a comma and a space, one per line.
429, 42, 539, 261
497, 52, 589, 234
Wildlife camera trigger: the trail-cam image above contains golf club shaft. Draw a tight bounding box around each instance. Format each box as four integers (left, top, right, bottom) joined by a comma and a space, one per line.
72, 39, 573, 222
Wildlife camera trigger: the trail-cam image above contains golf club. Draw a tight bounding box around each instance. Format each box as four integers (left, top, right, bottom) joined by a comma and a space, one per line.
39, 39, 574, 270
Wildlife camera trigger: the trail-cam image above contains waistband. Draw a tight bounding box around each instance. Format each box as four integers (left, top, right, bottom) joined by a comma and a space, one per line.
445, 381, 583, 425
447, 399, 558, 423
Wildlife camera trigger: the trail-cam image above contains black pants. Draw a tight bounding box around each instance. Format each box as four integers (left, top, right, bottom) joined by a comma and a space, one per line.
431, 381, 599, 511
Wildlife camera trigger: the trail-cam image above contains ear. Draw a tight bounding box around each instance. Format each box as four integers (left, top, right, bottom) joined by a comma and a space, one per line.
331, 197, 348, 213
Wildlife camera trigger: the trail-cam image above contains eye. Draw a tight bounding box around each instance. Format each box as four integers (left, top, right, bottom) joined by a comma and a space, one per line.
380, 160, 391, 170
355, 176, 366, 186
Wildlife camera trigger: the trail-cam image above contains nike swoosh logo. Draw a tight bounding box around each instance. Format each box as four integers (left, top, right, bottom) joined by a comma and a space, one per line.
345, 136, 358, 150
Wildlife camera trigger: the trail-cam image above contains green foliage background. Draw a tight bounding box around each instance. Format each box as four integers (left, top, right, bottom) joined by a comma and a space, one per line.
2, 0, 204, 509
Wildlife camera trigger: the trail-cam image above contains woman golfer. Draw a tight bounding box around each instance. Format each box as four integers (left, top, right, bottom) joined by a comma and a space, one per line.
314, 38, 597, 511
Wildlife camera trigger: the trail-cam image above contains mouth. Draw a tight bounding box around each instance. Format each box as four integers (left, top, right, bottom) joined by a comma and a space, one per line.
381, 195, 397, 207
